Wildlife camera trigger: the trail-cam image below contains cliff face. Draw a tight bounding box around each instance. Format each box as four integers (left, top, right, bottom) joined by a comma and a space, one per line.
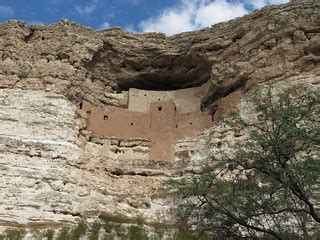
0, 0, 319, 232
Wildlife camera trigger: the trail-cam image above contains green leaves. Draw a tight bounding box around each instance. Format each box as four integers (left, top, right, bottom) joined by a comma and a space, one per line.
167, 87, 320, 239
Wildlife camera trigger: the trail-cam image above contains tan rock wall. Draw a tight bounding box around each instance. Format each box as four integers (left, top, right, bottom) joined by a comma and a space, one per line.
0, 89, 79, 159
0, 0, 319, 232
0, 76, 318, 231
214, 91, 243, 121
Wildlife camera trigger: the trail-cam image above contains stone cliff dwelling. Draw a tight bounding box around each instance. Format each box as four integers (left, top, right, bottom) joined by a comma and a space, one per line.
1, 1, 319, 236
81, 84, 213, 162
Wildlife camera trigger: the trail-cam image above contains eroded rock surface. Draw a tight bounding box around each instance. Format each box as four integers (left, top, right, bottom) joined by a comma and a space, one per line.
0, 0, 319, 232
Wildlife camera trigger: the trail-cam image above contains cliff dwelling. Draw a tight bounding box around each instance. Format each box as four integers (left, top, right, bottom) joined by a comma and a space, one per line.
81, 83, 213, 163
0, 1, 319, 236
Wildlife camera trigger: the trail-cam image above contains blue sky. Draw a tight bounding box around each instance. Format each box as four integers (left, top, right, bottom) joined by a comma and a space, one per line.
0, 0, 289, 35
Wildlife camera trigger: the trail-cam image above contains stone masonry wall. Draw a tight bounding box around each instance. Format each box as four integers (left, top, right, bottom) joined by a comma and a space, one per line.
86, 87, 212, 162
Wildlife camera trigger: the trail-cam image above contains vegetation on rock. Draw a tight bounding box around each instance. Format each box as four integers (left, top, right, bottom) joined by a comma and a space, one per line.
0, 229, 26, 240
0, 219, 177, 240
167, 88, 320, 239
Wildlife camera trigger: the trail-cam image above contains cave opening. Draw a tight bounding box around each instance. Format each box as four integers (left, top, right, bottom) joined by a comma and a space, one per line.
85, 41, 212, 92
117, 54, 212, 91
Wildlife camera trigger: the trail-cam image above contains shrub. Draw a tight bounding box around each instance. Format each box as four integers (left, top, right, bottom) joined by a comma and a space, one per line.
43, 229, 55, 240
127, 225, 148, 240
4, 229, 26, 240
167, 88, 320, 239
56, 226, 70, 240
71, 221, 87, 239
89, 221, 101, 240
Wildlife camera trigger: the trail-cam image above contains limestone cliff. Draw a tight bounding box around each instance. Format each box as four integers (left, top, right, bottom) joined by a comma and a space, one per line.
0, 0, 319, 237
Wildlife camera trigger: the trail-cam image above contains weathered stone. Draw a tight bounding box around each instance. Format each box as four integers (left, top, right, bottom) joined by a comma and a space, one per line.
0, 0, 319, 234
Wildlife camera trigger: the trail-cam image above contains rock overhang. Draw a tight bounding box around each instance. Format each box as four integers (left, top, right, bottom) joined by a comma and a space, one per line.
0, 0, 319, 233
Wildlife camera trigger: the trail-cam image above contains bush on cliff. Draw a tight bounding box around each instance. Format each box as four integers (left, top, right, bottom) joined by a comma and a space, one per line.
168, 87, 320, 239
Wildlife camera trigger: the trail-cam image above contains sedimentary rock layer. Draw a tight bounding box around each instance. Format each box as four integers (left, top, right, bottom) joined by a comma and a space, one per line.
0, 0, 319, 111
0, 0, 319, 230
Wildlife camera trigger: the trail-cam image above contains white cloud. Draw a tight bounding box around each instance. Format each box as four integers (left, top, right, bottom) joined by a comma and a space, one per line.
98, 21, 110, 30
0, 5, 14, 17
75, 0, 98, 16
195, 0, 248, 27
267, 0, 290, 5
139, 0, 290, 35
245, 0, 289, 9
125, 25, 136, 33
139, 1, 197, 35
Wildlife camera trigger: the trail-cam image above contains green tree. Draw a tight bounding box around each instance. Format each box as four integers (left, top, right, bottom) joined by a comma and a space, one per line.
168, 88, 320, 239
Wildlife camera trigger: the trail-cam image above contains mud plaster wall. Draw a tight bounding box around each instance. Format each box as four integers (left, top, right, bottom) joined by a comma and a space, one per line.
128, 83, 209, 113
213, 91, 242, 121
176, 112, 213, 139
88, 107, 150, 139
149, 101, 176, 162
86, 87, 212, 162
